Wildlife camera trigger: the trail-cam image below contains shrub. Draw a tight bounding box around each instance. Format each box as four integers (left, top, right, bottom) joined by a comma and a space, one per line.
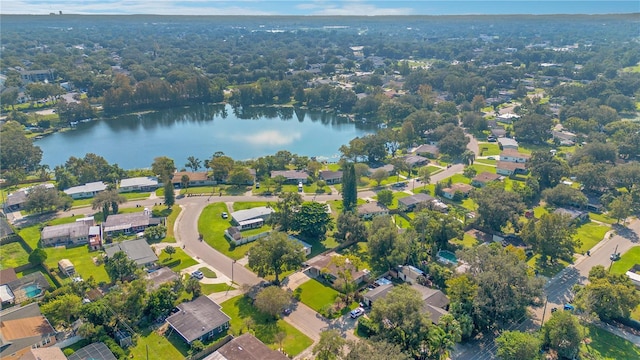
357, 316, 378, 337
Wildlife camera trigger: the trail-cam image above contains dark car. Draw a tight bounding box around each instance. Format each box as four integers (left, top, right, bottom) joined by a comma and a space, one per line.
610, 253, 621, 261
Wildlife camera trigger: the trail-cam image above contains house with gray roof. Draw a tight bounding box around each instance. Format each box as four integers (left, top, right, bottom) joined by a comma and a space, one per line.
104, 239, 158, 267
398, 193, 436, 211
497, 137, 519, 150
413, 144, 440, 158
402, 155, 429, 167
366, 164, 394, 176
357, 202, 389, 219
230, 206, 274, 226
166, 296, 230, 345
319, 170, 343, 184
64, 182, 107, 199
270, 170, 309, 184
119, 177, 159, 193
4, 184, 55, 212
40, 219, 94, 247
554, 207, 589, 223
102, 210, 163, 237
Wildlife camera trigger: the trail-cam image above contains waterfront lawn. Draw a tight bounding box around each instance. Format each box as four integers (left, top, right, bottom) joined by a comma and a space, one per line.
610, 246, 640, 275
198, 203, 256, 260
158, 247, 197, 271
0, 242, 31, 269
575, 221, 610, 254
581, 324, 640, 360
232, 202, 269, 211
221, 295, 313, 356
44, 245, 110, 284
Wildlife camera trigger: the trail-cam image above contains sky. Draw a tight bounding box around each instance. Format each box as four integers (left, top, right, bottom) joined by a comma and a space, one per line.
0, 0, 638, 16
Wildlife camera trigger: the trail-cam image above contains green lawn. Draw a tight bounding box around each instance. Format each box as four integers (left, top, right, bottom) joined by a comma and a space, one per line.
129, 327, 190, 360
198, 203, 256, 260
221, 295, 313, 356
610, 246, 640, 275
451, 233, 479, 248
444, 174, 472, 185
233, 202, 269, 211
152, 206, 181, 243
526, 254, 568, 278
19, 215, 85, 249
470, 163, 497, 175
533, 206, 549, 219
582, 323, 640, 359
574, 221, 610, 254
478, 143, 500, 156
474, 158, 497, 166
158, 247, 198, 271
460, 198, 476, 211
0, 242, 31, 269
375, 191, 410, 210
297, 278, 342, 312
121, 192, 150, 200
589, 212, 617, 225
303, 183, 332, 194
338, 242, 372, 273
44, 246, 110, 284
199, 267, 217, 278
426, 165, 443, 174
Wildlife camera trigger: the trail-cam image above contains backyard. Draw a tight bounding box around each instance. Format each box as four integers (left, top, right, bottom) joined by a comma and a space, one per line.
221, 295, 313, 356
0, 242, 31, 269
152, 205, 181, 243
44, 245, 110, 284
296, 278, 358, 318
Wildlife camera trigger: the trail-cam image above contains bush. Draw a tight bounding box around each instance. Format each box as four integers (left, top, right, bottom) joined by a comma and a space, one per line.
357, 316, 378, 337
63, 348, 75, 356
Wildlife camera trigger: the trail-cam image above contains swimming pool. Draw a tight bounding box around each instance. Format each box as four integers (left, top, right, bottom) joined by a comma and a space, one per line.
24, 284, 42, 298
437, 250, 458, 265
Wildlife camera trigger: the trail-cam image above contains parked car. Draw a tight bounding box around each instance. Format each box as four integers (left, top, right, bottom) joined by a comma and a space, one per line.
221, 212, 228, 219
350, 307, 365, 319
282, 307, 292, 316
551, 307, 558, 313
191, 270, 204, 280
610, 252, 621, 261
563, 303, 575, 311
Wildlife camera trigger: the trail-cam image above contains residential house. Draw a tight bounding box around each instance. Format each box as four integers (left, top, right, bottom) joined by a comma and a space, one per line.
497, 113, 520, 124
288, 235, 312, 256
366, 164, 394, 176
146, 267, 179, 291
402, 155, 429, 167
119, 177, 159, 192
442, 183, 473, 200
104, 239, 158, 268
166, 296, 230, 345
40, 218, 94, 247
363, 283, 394, 307
4, 184, 55, 212
204, 333, 288, 360
413, 144, 440, 158
171, 172, 214, 188
490, 127, 507, 138
0, 303, 57, 359
496, 161, 528, 176
554, 208, 589, 223
0, 285, 15, 306
319, 170, 343, 185
396, 265, 426, 284
625, 264, 640, 290
306, 253, 369, 286
230, 206, 274, 229
270, 170, 309, 184
552, 129, 577, 146
66, 342, 117, 360
471, 172, 503, 187
500, 149, 530, 163
63, 182, 107, 199
398, 193, 436, 211
19, 69, 55, 83
102, 210, 162, 238
18, 347, 66, 360
362, 283, 450, 324
6, 273, 51, 304
357, 202, 389, 219
497, 137, 519, 150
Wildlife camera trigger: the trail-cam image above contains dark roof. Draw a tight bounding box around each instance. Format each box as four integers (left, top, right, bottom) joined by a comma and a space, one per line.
554, 207, 587, 220
414, 144, 440, 155
146, 267, 179, 290
104, 239, 158, 266
319, 170, 343, 181
0, 218, 14, 239
166, 296, 230, 344
0, 268, 18, 285
209, 333, 288, 360
363, 283, 394, 302
472, 172, 502, 184
270, 170, 308, 180
357, 202, 388, 215
67, 342, 117, 360
398, 193, 435, 208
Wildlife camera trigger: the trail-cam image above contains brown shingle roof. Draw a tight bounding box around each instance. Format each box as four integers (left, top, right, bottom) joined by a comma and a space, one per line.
472, 172, 502, 184
172, 171, 209, 183
211, 333, 288, 360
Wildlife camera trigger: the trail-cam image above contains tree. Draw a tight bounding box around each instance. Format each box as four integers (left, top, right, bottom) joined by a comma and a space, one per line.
371, 169, 388, 187
513, 114, 553, 144
164, 181, 175, 208
144, 224, 166, 242
209, 155, 235, 182
521, 213, 578, 264
23, 186, 62, 214
542, 311, 582, 360
495, 330, 542, 360
471, 184, 525, 232
28, 248, 48, 266
185, 156, 201, 171
607, 162, 640, 193
367, 216, 412, 273
180, 174, 190, 190
527, 151, 568, 189
574, 265, 640, 321
462, 166, 477, 178
254, 286, 291, 319
293, 202, 334, 239
92, 189, 126, 218
105, 251, 138, 282
418, 166, 431, 184
145, 284, 179, 320
342, 162, 357, 212
344, 340, 410, 360
41, 293, 82, 326
151, 156, 176, 181
411, 209, 463, 251
609, 194, 633, 224
0, 121, 42, 172
377, 189, 394, 206
459, 244, 544, 330
269, 192, 303, 232
313, 330, 346, 360
334, 212, 367, 244
163, 245, 176, 260
248, 232, 305, 284
462, 150, 476, 165
541, 184, 587, 208
227, 166, 253, 186
185, 277, 202, 299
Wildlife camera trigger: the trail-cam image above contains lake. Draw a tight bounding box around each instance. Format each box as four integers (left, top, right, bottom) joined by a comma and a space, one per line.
36, 104, 376, 169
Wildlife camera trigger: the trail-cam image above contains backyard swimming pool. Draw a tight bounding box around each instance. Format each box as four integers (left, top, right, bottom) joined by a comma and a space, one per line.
24, 284, 42, 298
437, 250, 458, 265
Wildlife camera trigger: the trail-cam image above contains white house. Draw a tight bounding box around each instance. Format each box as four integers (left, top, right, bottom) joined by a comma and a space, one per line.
499, 149, 531, 163
119, 177, 159, 192
497, 137, 519, 150
64, 182, 107, 199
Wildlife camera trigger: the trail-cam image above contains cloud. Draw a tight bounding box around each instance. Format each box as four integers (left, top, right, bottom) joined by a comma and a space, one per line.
232, 130, 302, 146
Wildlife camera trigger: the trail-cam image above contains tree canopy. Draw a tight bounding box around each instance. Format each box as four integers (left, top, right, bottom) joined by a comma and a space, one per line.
248, 232, 306, 284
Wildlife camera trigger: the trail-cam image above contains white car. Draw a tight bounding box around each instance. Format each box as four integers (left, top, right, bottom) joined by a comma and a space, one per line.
350, 307, 365, 319
191, 270, 204, 280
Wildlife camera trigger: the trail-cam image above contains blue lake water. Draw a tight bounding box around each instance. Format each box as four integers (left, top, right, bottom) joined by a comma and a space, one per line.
36, 104, 376, 169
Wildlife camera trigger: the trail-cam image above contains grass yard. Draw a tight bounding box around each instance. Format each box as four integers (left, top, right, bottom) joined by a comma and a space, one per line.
450, 233, 479, 249
426, 165, 443, 174
153, 206, 181, 243
533, 205, 549, 219
610, 246, 640, 275
470, 163, 497, 175
232, 202, 269, 211
18, 214, 85, 250
574, 221, 610, 254
376, 191, 410, 210
588, 212, 617, 225
338, 242, 372, 273
395, 215, 412, 229
581, 323, 640, 359
44, 245, 110, 284
129, 327, 190, 360
121, 192, 150, 200
221, 295, 313, 356
478, 143, 501, 156
297, 278, 342, 313
0, 242, 31, 269
460, 198, 476, 211
198, 203, 256, 260
199, 267, 217, 278
444, 174, 472, 185
474, 158, 497, 166
527, 254, 569, 278
303, 183, 332, 194
158, 247, 198, 271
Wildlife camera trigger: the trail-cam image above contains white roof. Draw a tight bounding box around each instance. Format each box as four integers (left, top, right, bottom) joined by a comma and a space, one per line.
0, 284, 14, 302
120, 176, 158, 188
498, 113, 520, 119
231, 207, 274, 223
64, 181, 107, 195
497, 138, 519, 147
626, 271, 640, 284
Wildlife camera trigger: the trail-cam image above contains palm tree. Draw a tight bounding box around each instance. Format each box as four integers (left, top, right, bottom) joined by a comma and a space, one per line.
462, 150, 476, 165
92, 189, 127, 219
185, 156, 201, 171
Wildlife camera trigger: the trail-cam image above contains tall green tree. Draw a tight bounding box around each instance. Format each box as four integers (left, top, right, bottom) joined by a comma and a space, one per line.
521, 213, 579, 264
105, 251, 138, 282
185, 277, 202, 300
41, 293, 82, 326
23, 186, 62, 214
151, 156, 176, 181
28, 248, 48, 266
248, 232, 305, 284
377, 189, 394, 206
91, 189, 126, 218
527, 151, 569, 189
342, 162, 357, 212
293, 202, 334, 239
145, 284, 179, 320
542, 311, 583, 360
164, 181, 175, 208
609, 194, 633, 224
367, 216, 412, 273
334, 212, 367, 244
574, 265, 640, 321
0, 121, 42, 172
495, 330, 542, 360
254, 286, 291, 319
269, 192, 303, 232
371, 169, 389, 187
471, 183, 525, 232
313, 330, 346, 360
185, 156, 201, 171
